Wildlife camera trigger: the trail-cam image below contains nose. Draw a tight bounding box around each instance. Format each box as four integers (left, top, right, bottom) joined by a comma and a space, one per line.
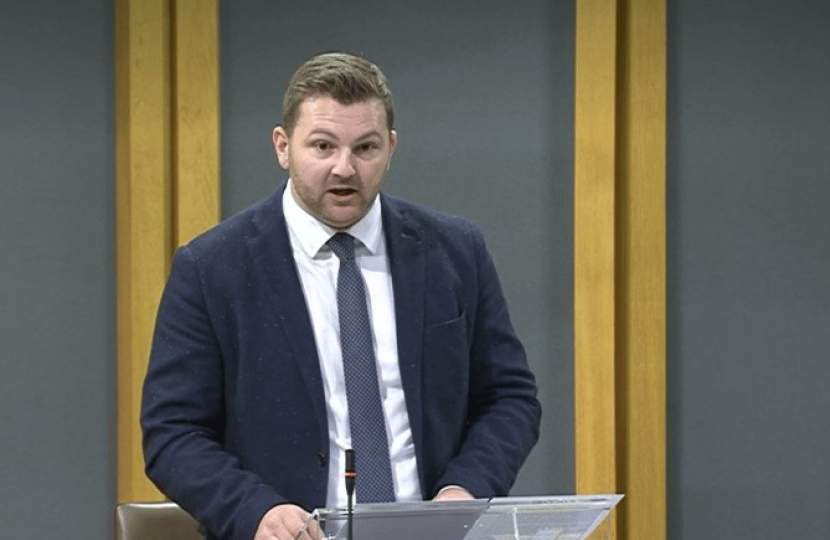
331, 149, 357, 178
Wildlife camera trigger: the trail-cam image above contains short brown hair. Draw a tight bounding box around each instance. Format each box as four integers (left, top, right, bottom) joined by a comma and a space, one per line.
281, 52, 395, 135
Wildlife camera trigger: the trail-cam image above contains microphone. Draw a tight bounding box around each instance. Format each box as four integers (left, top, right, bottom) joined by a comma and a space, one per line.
345, 449, 355, 540
345, 449, 356, 499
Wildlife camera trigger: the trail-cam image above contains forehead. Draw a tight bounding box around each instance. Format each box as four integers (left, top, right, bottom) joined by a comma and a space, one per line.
293, 95, 389, 136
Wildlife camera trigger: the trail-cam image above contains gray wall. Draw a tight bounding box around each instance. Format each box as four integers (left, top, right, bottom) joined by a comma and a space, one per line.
220, 0, 575, 496
0, 1, 115, 538
668, 0, 830, 537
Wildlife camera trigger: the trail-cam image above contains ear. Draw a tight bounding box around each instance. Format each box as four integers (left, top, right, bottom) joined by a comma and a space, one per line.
385, 130, 397, 172
388, 129, 397, 156
273, 126, 290, 170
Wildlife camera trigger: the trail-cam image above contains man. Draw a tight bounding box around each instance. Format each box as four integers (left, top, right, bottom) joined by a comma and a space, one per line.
142, 52, 541, 540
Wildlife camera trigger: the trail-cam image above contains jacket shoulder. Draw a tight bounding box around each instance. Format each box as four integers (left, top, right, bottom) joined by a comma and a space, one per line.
182, 189, 282, 261
382, 193, 482, 242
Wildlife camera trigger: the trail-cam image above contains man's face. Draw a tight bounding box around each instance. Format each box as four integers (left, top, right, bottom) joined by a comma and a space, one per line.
273, 95, 397, 230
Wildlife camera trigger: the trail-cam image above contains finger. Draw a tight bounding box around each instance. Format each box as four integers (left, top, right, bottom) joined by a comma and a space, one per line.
304, 520, 326, 540
293, 511, 324, 540
284, 508, 313, 540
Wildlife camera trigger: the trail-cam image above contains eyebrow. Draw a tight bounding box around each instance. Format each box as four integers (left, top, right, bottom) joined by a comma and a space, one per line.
305, 128, 384, 142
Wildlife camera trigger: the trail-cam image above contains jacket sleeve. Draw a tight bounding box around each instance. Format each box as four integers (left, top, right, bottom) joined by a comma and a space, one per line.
141, 246, 284, 540
431, 224, 542, 497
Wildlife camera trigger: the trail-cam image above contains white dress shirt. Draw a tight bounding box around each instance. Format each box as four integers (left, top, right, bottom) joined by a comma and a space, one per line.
282, 181, 422, 508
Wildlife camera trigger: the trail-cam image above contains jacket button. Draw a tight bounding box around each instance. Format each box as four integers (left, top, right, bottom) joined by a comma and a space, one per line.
317, 452, 327, 466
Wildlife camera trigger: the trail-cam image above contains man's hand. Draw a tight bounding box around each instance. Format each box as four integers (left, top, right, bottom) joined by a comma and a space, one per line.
254, 504, 320, 540
432, 486, 474, 501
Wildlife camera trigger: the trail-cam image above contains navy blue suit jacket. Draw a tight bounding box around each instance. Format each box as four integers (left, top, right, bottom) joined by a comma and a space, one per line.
141, 186, 541, 540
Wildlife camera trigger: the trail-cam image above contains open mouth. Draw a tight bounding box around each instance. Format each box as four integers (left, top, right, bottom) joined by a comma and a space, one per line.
329, 187, 357, 197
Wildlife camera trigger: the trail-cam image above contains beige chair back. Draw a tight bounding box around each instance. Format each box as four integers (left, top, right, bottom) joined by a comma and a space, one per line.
116, 502, 201, 540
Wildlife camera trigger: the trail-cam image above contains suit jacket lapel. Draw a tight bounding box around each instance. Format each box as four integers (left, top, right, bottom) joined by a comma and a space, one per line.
248, 186, 328, 448
381, 194, 427, 481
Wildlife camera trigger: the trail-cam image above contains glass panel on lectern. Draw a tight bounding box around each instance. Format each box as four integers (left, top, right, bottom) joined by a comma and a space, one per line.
299, 500, 488, 540
466, 496, 623, 540
296, 495, 622, 540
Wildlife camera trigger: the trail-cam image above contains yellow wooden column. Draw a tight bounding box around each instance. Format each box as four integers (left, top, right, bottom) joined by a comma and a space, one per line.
116, 0, 171, 503
172, 0, 220, 245
116, 0, 219, 502
574, 0, 666, 539
574, 0, 620, 500
616, 1, 667, 538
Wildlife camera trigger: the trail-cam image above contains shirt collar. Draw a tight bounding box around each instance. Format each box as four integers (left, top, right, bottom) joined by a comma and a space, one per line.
282, 179, 384, 258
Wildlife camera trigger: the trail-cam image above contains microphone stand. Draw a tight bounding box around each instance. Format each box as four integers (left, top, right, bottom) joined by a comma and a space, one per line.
345, 449, 356, 540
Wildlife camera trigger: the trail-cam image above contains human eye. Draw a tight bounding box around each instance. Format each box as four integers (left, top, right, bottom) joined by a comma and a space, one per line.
355, 141, 380, 155
313, 140, 333, 151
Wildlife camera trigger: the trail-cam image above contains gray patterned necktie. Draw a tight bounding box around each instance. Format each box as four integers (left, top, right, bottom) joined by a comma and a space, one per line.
328, 233, 396, 503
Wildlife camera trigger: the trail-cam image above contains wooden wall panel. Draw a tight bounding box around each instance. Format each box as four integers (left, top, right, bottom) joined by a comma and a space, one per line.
574, 1, 666, 539
116, 0, 171, 503
173, 0, 220, 246
616, 1, 667, 538
574, 0, 620, 500
116, 0, 219, 502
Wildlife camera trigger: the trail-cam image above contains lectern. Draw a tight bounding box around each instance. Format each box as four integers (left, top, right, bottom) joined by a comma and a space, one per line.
296, 495, 623, 540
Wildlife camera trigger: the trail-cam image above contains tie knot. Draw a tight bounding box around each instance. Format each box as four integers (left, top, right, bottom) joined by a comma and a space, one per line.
328, 232, 356, 261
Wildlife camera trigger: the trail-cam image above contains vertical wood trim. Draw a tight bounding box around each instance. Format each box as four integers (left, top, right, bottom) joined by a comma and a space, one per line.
172, 0, 220, 246
116, 0, 170, 502
574, 0, 619, 499
574, 0, 666, 539
117, 0, 221, 503
617, 0, 667, 539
